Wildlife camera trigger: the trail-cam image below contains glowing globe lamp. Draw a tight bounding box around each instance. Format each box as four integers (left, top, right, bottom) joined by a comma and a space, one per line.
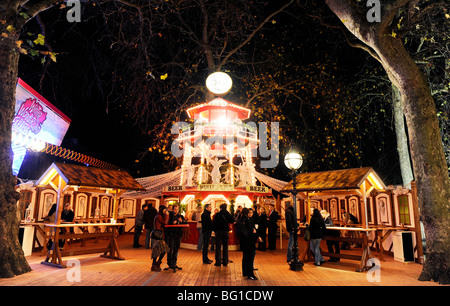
206, 72, 233, 95
284, 150, 302, 170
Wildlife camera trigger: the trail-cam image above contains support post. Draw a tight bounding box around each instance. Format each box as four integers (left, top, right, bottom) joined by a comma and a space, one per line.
306, 192, 311, 224
289, 171, 304, 271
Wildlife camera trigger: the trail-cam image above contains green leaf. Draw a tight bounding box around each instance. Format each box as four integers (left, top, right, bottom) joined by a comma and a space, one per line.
49, 52, 57, 62
33, 34, 45, 46
19, 12, 30, 19
6, 25, 15, 33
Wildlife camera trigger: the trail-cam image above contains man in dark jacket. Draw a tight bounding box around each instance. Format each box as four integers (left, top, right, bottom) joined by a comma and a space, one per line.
144, 203, 157, 249
165, 204, 187, 272
322, 210, 340, 262
59, 203, 75, 249
201, 204, 213, 264
267, 204, 279, 250
133, 204, 147, 248
212, 203, 234, 266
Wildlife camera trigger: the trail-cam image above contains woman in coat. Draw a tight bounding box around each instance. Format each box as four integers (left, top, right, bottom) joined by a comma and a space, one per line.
309, 208, 326, 266
239, 208, 261, 280
151, 205, 170, 271
256, 207, 268, 251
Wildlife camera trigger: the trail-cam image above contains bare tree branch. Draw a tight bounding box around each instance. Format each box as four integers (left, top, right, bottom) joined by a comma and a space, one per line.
217, 0, 293, 70
20, 0, 60, 22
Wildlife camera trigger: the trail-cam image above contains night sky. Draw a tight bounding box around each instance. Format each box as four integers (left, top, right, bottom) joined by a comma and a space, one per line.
16, 1, 402, 185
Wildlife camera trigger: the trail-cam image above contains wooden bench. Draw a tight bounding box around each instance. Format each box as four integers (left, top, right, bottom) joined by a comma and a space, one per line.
41, 223, 125, 268
300, 226, 376, 272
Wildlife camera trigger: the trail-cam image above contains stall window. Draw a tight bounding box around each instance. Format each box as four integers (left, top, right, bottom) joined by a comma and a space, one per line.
90, 197, 98, 218
367, 198, 373, 223
145, 199, 156, 208
398, 195, 411, 225
18, 191, 32, 220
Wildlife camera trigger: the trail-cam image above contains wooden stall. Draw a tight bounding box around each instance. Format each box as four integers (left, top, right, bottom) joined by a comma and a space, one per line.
282, 167, 424, 270
34, 162, 145, 268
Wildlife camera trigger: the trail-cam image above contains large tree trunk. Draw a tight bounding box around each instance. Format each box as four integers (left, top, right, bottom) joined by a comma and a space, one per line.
375, 37, 450, 284
326, 0, 450, 284
0, 15, 31, 277
0, 0, 60, 278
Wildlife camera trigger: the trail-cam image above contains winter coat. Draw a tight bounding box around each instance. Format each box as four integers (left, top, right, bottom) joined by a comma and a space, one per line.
309, 213, 326, 239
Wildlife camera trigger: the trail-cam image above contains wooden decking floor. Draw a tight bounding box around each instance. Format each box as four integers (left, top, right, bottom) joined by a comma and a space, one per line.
0, 234, 443, 287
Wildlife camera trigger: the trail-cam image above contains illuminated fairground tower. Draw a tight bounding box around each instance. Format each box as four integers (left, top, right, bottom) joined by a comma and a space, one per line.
163, 72, 272, 210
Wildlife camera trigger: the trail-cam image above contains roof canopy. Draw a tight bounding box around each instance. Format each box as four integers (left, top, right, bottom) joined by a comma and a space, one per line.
35, 162, 145, 193
186, 97, 251, 120
283, 167, 386, 197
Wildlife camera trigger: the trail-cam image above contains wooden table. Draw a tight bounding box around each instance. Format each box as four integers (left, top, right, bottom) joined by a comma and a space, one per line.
300, 226, 377, 272
42, 223, 125, 268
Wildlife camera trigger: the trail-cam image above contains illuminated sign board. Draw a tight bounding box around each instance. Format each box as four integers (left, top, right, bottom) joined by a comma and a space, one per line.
198, 184, 234, 191
163, 185, 186, 192
13, 78, 71, 146
12, 79, 71, 175
246, 185, 269, 193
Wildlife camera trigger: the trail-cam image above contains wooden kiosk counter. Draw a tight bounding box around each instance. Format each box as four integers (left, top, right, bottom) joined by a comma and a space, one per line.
34, 162, 145, 268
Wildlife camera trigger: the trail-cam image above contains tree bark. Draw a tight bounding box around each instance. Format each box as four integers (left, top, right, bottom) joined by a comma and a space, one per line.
0, 16, 31, 277
375, 37, 450, 284
0, 0, 63, 278
326, 0, 450, 284
391, 84, 414, 186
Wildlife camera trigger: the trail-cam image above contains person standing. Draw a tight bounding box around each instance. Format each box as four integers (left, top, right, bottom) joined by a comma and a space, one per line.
133, 204, 147, 248
309, 208, 326, 266
340, 208, 357, 249
59, 203, 75, 249
45, 203, 57, 223
151, 205, 170, 272
144, 203, 157, 249
285, 205, 295, 263
210, 207, 219, 251
212, 203, 234, 266
267, 204, 279, 250
321, 210, 340, 262
61, 203, 74, 223
201, 204, 213, 264
257, 207, 267, 251
233, 205, 243, 222
238, 208, 261, 280
234, 205, 244, 251
165, 204, 187, 272
194, 206, 203, 251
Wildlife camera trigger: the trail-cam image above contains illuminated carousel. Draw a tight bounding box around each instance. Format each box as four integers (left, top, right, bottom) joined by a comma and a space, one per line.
162, 72, 275, 211
122, 72, 289, 249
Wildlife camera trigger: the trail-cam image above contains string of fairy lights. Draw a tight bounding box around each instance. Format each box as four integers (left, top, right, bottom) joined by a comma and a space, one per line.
12, 129, 120, 170
40, 143, 120, 170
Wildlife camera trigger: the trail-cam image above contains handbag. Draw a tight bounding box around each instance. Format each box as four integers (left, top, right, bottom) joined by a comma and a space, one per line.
151, 215, 163, 240
151, 229, 163, 240
304, 225, 311, 241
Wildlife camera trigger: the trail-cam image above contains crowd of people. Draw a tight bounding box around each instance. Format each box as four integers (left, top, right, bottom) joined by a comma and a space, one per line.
46, 201, 358, 278
132, 203, 281, 280
132, 203, 359, 278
